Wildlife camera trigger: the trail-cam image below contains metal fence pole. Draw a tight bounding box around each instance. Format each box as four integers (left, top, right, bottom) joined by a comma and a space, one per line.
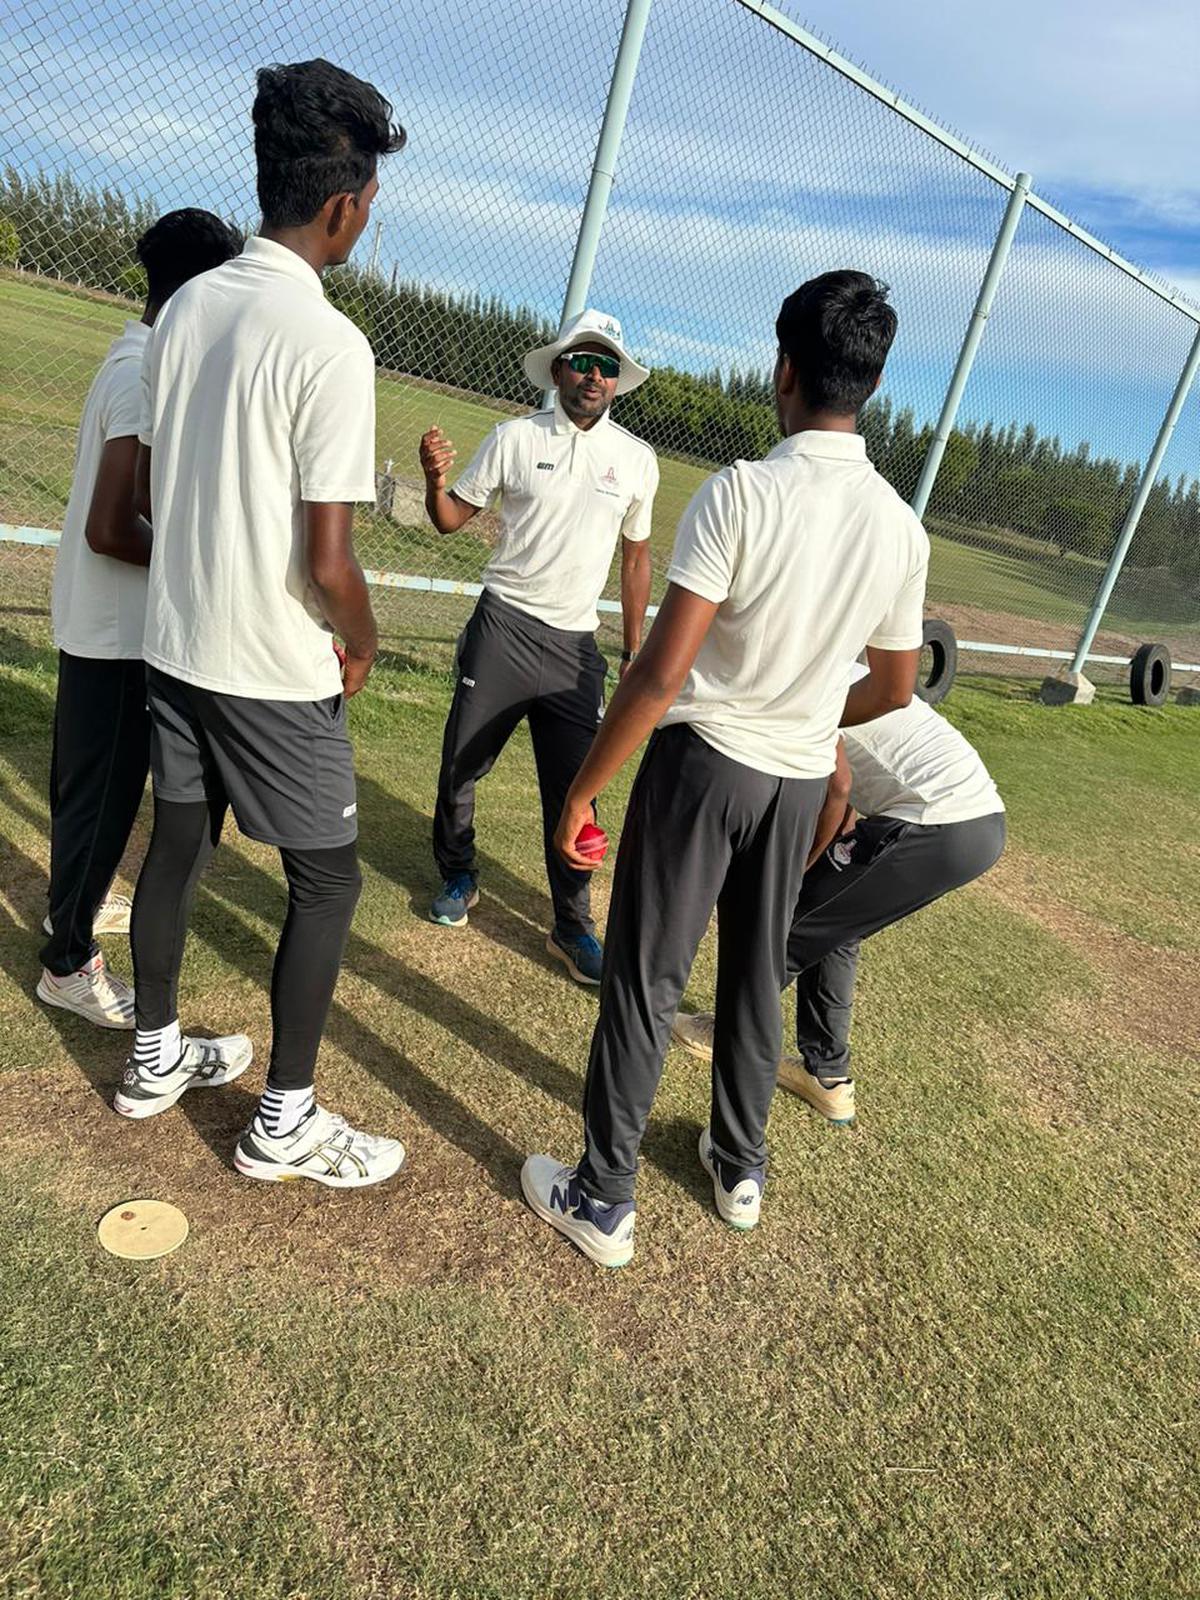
910, 172, 1031, 521
1068, 324, 1200, 674
541, 0, 653, 407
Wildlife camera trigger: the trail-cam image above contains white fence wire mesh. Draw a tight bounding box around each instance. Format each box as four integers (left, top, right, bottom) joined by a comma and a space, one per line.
1, 0, 1197, 682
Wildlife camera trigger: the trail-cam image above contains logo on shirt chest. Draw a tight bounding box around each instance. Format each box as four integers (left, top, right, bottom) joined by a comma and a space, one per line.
536, 461, 555, 471
597, 465, 621, 497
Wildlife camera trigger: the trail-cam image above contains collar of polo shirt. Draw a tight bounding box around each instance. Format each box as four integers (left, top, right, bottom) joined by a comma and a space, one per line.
770, 429, 867, 461
550, 395, 613, 438
241, 236, 326, 297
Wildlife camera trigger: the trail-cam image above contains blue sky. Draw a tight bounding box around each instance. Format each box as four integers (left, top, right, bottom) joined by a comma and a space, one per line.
2, 0, 1197, 482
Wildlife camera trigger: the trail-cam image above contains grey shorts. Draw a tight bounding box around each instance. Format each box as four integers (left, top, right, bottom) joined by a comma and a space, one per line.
146, 667, 358, 849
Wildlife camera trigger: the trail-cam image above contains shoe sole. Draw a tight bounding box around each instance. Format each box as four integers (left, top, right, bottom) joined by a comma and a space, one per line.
36, 977, 134, 1031
698, 1133, 760, 1231
430, 890, 479, 928
670, 1019, 713, 1060
520, 1166, 633, 1269
544, 934, 601, 987
114, 1048, 254, 1120
232, 1143, 406, 1188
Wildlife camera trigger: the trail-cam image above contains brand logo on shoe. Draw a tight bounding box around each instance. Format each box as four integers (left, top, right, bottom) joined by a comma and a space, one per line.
122, 1067, 137, 1085
737, 1193, 754, 1206
550, 1183, 572, 1214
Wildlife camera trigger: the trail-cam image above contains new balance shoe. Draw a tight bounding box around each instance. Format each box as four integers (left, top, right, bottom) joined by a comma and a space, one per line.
36, 952, 135, 1030
777, 1057, 856, 1125
520, 1155, 635, 1268
671, 1010, 715, 1058
698, 1128, 764, 1231
546, 929, 604, 986
233, 1105, 405, 1188
114, 1034, 254, 1119
430, 873, 479, 927
42, 892, 134, 938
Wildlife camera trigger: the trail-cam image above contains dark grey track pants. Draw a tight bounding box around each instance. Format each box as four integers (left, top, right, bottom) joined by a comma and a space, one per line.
579, 725, 829, 1203
433, 590, 607, 940
41, 652, 150, 976
789, 811, 1007, 1080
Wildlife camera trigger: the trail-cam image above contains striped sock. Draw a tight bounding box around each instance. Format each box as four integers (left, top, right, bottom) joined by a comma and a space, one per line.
255, 1084, 315, 1138
132, 1021, 182, 1077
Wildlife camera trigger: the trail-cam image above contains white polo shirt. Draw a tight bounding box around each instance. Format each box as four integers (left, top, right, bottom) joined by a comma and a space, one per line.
452, 399, 658, 632
660, 430, 929, 780
51, 320, 150, 660
139, 237, 377, 701
843, 666, 1004, 824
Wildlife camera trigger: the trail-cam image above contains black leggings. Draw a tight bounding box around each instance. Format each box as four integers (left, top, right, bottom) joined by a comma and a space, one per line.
130, 798, 361, 1090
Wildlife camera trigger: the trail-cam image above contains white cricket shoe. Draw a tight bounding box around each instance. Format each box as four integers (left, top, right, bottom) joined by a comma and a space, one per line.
233, 1105, 405, 1188
42, 893, 134, 938
520, 1154, 636, 1268
36, 952, 135, 1030
671, 1010, 715, 1058
113, 1034, 254, 1119
698, 1128, 764, 1231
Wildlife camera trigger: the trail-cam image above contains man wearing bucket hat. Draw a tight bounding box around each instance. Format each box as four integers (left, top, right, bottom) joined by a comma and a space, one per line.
419, 308, 659, 985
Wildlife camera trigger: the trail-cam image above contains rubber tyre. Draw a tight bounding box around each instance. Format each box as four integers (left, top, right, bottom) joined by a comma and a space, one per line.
1130, 642, 1171, 707
914, 618, 957, 706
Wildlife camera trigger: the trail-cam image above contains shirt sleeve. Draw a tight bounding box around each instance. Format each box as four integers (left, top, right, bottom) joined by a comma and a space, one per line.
620, 452, 659, 543
137, 334, 156, 448
105, 359, 146, 443
868, 533, 930, 650
452, 425, 506, 509
665, 466, 740, 604
294, 338, 378, 504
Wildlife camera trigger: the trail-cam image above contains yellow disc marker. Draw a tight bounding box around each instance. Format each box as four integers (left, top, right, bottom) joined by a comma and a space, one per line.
97, 1199, 189, 1261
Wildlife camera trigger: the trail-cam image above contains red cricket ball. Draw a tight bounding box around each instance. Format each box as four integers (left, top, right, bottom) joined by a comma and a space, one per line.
575, 820, 609, 861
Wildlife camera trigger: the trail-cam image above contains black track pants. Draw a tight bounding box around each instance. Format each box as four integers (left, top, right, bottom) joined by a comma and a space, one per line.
433, 590, 607, 940
130, 796, 360, 1090
579, 726, 828, 1203
788, 811, 1007, 1079
41, 652, 150, 975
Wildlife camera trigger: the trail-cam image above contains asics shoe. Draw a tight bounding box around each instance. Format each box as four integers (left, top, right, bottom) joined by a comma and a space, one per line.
520, 1155, 635, 1268
546, 929, 603, 986
698, 1128, 764, 1231
113, 1034, 254, 1119
234, 1105, 405, 1188
42, 892, 133, 938
430, 873, 479, 927
36, 952, 135, 1030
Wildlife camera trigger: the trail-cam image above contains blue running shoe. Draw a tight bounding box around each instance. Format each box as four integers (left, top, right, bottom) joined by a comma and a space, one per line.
521, 1155, 635, 1268
430, 873, 479, 927
546, 928, 603, 985
698, 1128, 764, 1230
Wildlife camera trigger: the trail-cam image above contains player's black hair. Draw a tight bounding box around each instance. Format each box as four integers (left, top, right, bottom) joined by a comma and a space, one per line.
136, 208, 243, 305
775, 271, 898, 414
253, 59, 407, 228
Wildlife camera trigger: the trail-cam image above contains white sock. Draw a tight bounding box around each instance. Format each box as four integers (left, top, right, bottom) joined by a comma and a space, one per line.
132, 1020, 182, 1076
256, 1085, 315, 1138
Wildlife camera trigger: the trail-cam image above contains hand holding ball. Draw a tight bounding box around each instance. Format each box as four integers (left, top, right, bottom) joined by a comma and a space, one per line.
575, 821, 609, 863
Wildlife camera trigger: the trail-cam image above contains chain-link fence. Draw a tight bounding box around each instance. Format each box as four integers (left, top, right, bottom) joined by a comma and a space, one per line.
2, 0, 1197, 689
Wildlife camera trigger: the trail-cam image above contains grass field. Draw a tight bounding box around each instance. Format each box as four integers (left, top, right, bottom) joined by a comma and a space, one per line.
3, 270, 1197, 668
1, 587, 1199, 1596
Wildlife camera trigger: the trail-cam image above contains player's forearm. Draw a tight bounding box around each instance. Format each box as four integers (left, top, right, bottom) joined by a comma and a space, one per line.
620, 544, 652, 654
87, 511, 153, 567
566, 658, 683, 806
310, 559, 378, 661
841, 675, 910, 726
425, 486, 477, 535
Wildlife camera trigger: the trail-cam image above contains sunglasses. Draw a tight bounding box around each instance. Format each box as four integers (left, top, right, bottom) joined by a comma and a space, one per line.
562, 351, 620, 380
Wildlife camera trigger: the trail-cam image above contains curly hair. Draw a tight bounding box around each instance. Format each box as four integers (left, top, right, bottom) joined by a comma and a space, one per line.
776, 271, 898, 414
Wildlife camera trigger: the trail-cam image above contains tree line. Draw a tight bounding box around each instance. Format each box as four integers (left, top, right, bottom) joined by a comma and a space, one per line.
3, 166, 1197, 581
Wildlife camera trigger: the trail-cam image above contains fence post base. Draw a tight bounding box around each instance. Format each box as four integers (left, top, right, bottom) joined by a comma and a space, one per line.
1039, 670, 1096, 706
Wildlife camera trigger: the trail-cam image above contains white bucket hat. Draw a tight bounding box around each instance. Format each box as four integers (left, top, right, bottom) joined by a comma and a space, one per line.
523, 308, 651, 395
